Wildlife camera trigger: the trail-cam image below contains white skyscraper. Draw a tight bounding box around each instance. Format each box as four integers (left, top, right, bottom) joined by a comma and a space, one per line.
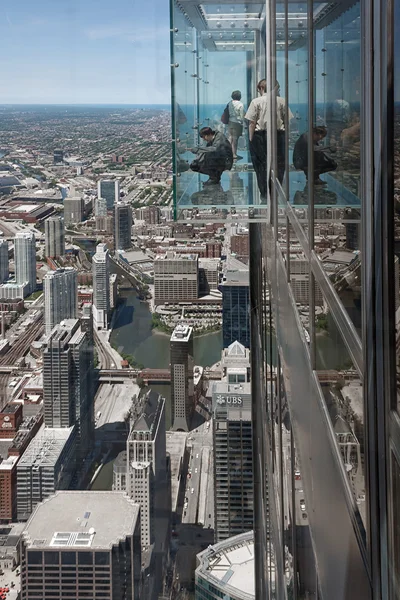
14, 231, 36, 295
44, 268, 78, 336
0, 239, 9, 283
45, 216, 65, 258
97, 179, 120, 210
95, 197, 107, 217
127, 390, 166, 548
92, 243, 110, 329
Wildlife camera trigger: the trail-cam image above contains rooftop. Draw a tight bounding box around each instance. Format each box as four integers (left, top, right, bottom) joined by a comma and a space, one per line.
196, 531, 256, 599
171, 323, 193, 342
156, 251, 198, 261
22, 491, 140, 549
18, 425, 74, 468
129, 389, 164, 436
1, 403, 20, 415
0, 455, 18, 471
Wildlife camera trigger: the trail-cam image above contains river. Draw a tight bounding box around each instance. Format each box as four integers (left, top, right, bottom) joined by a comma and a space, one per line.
110, 291, 223, 368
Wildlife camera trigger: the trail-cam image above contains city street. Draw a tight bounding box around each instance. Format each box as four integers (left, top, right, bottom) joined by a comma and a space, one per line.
181, 419, 214, 529
95, 381, 139, 427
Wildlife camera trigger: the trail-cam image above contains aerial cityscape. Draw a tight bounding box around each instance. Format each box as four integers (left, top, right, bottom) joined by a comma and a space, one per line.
0, 0, 399, 600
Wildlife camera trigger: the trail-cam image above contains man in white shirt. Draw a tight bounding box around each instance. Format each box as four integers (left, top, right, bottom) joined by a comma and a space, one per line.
245, 79, 293, 196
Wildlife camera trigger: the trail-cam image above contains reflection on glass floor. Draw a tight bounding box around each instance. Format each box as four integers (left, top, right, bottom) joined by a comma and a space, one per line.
289, 169, 361, 210
176, 150, 262, 209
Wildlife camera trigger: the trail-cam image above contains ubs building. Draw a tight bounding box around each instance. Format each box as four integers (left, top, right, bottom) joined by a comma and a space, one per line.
212, 382, 253, 542
171, 0, 400, 597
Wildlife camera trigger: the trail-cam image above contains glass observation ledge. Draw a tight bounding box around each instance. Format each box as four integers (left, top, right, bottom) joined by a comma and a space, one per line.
170, 0, 267, 221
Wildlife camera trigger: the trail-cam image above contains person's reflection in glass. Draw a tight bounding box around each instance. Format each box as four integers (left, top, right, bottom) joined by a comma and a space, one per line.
175, 103, 190, 173
293, 126, 337, 185
293, 182, 338, 205
189, 126, 233, 186
227, 171, 245, 205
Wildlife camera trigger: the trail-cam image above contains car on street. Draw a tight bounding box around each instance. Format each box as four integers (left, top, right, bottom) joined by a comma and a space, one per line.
196, 453, 199, 459
195, 468, 198, 473
191, 488, 194, 494
300, 499, 306, 512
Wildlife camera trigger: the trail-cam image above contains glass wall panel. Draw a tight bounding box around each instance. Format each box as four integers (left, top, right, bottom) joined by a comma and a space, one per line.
394, 0, 400, 416
312, 2, 362, 328
171, 0, 268, 219
287, 2, 309, 208
315, 301, 366, 530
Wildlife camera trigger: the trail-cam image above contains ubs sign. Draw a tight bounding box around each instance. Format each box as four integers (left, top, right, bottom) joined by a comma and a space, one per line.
216, 395, 243, 406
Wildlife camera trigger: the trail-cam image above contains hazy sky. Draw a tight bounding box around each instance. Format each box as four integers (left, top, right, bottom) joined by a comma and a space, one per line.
0, 0, 171, 104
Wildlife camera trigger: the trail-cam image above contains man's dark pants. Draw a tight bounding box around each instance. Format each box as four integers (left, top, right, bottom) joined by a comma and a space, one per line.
249, 130, 268, 197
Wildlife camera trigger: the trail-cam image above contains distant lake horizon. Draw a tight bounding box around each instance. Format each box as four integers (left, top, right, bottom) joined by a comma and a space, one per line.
0, 103, 171, 110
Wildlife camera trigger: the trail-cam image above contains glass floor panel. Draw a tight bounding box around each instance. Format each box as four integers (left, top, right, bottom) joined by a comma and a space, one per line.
176, 150, 261, 209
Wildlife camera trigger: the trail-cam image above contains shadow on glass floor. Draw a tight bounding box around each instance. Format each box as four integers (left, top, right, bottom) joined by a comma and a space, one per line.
176, 150, 263, 209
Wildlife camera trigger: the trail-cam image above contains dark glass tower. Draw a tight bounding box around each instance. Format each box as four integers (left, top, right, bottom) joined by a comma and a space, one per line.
220, 258, 250, 350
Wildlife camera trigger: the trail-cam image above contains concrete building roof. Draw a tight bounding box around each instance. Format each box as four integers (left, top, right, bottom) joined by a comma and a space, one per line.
18, 425, 74, 468
130, 389, 163, 435
196, 531, 256, 600
171, 323, 193, 342
22, 491, 140, 549
0, 455, 18, 471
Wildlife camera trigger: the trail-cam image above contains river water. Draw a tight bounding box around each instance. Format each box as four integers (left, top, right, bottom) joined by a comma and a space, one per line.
110, 291, 223, 368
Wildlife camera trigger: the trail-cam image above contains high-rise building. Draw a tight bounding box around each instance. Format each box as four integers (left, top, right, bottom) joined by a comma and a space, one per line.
114, 204, 133, 250
53, 149, 63, 164
220, 258, 249, 349
20, 491, 141, 600
92, 243, 110, 329
154, 252, 198, 305
64, 196, 84, 225
127, 389, 167, 548
43, 319, 94, 463
212, 381, 253, 541
0, 239, 9, 283
16, 425, 75, 521
195, 531, 256, 600
44, 216, 65, 258
95, 196, 107, 217
14, 231, 36, 296
170, 323, 194, 431
97, 179, 120, 210
0, 455, 18, 522
44, 268, 77, 336
135, 205, 160, 224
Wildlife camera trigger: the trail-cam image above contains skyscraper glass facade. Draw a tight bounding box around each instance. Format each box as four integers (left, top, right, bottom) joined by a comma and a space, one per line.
170, 0, 400, 598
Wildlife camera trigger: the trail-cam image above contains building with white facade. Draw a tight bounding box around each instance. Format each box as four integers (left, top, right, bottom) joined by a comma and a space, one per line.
154, 252, 198, 305
44, 268, 77, 336
16, 425, 76, 521
195, 531, 259, 600
92, 243, 110, 329
14, 231, 36, 296
127, 389, 166, 548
